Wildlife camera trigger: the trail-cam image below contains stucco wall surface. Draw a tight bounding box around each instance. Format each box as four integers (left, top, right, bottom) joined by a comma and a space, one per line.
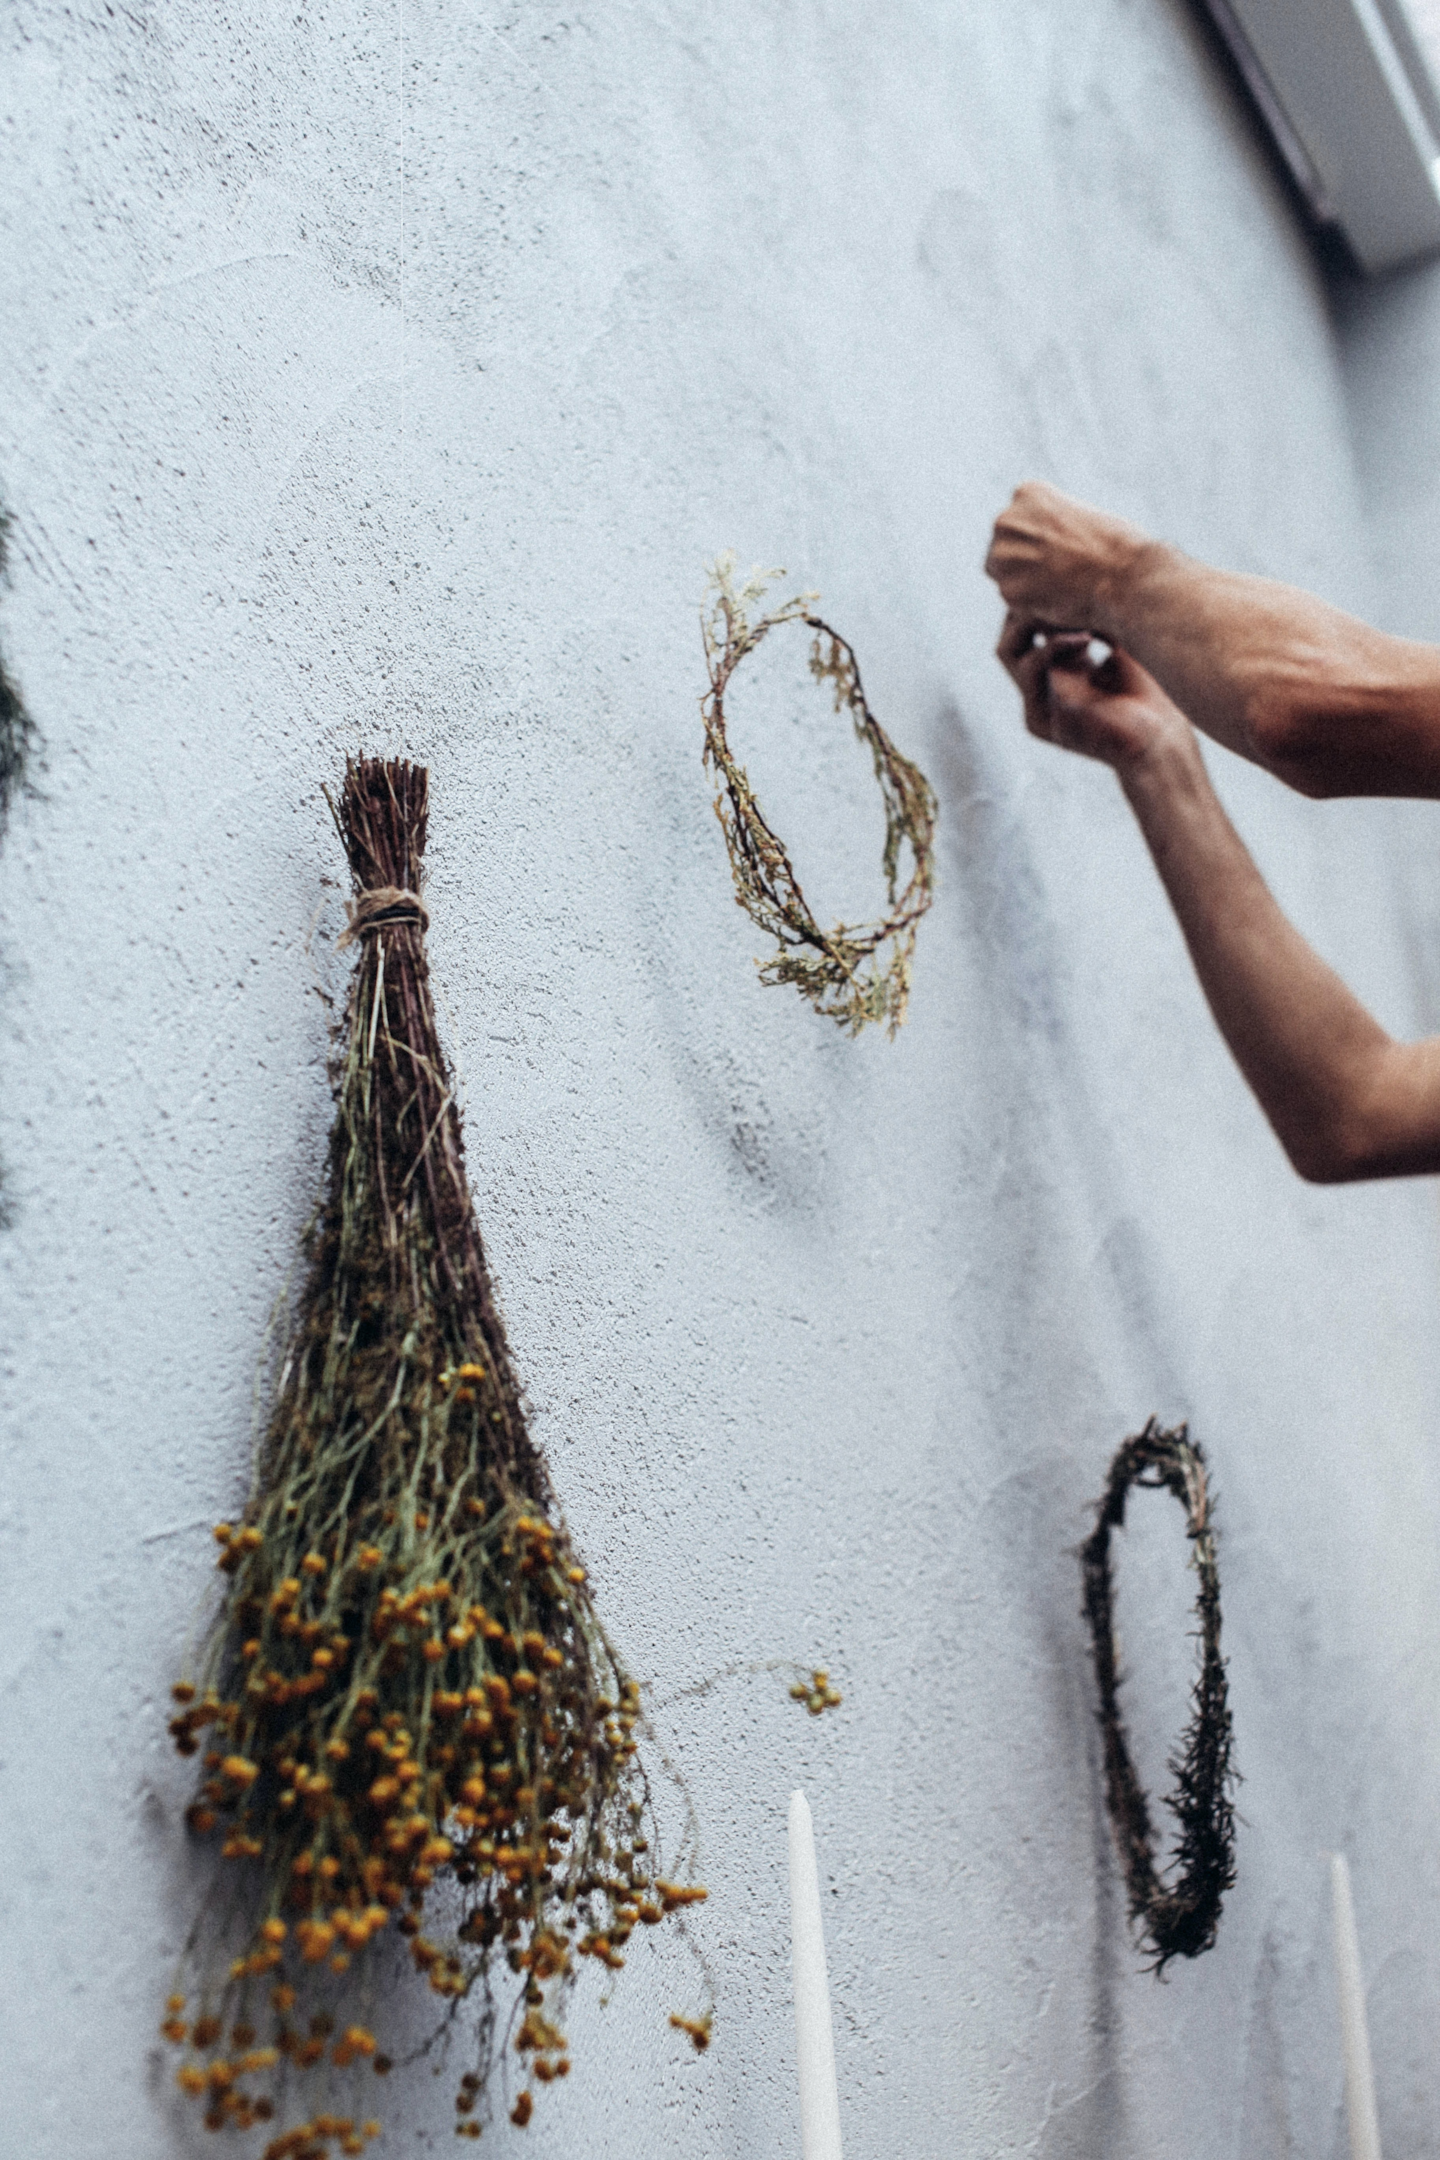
6, 4, 1440, 2156
1340, 249, 1440, 643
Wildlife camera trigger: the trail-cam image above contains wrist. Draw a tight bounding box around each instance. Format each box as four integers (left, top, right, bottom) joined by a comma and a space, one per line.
1115, 717, 1206, 805
1090, 536, 1181, 646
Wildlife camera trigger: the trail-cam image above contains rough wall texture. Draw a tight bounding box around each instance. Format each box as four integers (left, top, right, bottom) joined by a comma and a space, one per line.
1340, 250, 1440, 642
6, 4, 1440, 2156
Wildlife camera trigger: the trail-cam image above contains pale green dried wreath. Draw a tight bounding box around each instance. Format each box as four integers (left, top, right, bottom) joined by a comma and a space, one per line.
700, 556, 937, 1037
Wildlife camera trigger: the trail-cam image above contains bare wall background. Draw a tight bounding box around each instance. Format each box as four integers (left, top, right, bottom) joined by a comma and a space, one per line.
6, 4, 1440, 2156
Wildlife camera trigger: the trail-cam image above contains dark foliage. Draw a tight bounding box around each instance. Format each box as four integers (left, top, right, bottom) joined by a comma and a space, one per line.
1080, 1417, 1238, 1970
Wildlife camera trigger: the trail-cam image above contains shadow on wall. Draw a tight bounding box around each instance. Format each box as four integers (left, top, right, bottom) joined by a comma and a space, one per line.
936, 698, 1220, 2159
1038, 1599, 1131, 2159
931, 699, 1190, 1415
1234, 1932, 1296, 2156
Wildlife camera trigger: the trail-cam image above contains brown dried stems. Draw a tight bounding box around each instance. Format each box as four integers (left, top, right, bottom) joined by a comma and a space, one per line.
700, 557, 937, 1037
164, 759, 705, 2158
1080, 1418, 1237, 1971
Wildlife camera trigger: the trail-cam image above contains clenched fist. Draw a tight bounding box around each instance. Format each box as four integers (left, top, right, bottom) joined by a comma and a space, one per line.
985, 480, 1152, 636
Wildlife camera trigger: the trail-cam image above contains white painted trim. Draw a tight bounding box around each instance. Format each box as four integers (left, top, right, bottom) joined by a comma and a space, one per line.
1202, 0, 1440, 271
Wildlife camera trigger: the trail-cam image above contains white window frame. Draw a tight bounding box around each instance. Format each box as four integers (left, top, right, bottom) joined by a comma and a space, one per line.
1200, 0, 1440, 271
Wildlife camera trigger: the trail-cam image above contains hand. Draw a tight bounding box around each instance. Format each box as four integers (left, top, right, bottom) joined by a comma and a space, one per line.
985, 481, 1152, 636
997, 612, 1193, 775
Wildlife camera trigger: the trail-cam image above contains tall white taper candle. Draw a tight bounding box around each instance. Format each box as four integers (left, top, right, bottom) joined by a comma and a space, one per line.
1331, 1853, 1382, 2160
789, 1789, 843, 2160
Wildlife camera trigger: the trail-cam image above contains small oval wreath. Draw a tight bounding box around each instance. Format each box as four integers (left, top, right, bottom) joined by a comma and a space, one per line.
700, 556, 937, 1037
1080, 1418, 1237, 1971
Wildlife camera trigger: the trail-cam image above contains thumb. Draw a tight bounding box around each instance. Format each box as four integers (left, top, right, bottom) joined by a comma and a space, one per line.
1045, 650, 1104, 716
1090, 643, 1152, 697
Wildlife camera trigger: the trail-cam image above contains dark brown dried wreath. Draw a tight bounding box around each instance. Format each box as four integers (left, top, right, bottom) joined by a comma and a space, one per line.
1080, 1418, 1237, 1971
700, 557, 937, 1037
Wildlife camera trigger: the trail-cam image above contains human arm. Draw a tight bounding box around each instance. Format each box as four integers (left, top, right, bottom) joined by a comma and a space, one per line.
998, 617, 1440, 1181
986, 482, 1440, 800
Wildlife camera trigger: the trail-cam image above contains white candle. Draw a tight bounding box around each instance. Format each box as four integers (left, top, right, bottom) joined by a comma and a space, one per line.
789, 1789, 843, 2160
1331, 1853, 1383, 2160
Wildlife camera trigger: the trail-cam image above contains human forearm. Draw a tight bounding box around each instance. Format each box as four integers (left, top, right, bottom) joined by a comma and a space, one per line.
1120, 733, 1440, 1180
986, 482, 1440, 799
996, 615, 1440, 1182
1100, 548, 1440, 799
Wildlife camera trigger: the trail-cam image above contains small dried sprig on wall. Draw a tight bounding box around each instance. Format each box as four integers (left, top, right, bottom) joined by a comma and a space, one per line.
789, 1668, 842, 1716
700, 555, 937, 1037
164, 759, 706, 2156
1080, 1418, 1237, 1971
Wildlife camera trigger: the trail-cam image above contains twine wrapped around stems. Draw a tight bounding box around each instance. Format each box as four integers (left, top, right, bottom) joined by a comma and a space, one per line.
334, 885, 429, 948
1080, 1418, 1237, 1971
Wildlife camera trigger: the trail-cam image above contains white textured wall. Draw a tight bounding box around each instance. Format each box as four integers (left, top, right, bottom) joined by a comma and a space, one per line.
1339, 250, 1440, 644
6, 5, 1440, 2156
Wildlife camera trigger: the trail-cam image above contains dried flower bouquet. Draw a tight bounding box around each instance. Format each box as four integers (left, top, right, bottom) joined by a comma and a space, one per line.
163, 759, 703, 2157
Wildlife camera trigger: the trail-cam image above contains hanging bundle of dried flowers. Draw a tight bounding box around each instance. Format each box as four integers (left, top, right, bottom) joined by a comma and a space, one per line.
700, 555, 937, 1037
163, 759, 705, 2157
1080, 1417, 1237, 1971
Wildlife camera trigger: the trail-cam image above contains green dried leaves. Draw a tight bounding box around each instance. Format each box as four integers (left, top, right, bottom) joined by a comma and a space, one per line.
1080, 1418, 1238, 1971
700, 557, 937, 1037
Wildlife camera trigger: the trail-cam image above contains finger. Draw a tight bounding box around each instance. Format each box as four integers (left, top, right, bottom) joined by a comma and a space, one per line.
1001, 638, 1051, 704
994, 614, 1055, 736
983, 527, 1016, 584
1092, 643, 1155, 698
1044, 660, 1118, 752
996, 610, 1044, 669
1044, 664, 1091, 727
986, 534, 1037, 598
1044, 632, 1092, 671
986, 495, 1043, 580
1012, 649, 1058, 741
1022, 682, 1056, 743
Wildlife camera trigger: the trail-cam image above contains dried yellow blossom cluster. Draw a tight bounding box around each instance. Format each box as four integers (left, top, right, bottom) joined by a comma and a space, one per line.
789, 1668, 843, 1716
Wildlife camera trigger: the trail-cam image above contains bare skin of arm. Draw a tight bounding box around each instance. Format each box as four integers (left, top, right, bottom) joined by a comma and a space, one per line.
986, 481, 1440, 798
996, 618, 1440, 1182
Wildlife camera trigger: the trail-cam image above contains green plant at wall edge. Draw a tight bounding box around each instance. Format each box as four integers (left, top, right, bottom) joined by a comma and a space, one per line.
0, 500, 39, 1230
0, 506, 37, 841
